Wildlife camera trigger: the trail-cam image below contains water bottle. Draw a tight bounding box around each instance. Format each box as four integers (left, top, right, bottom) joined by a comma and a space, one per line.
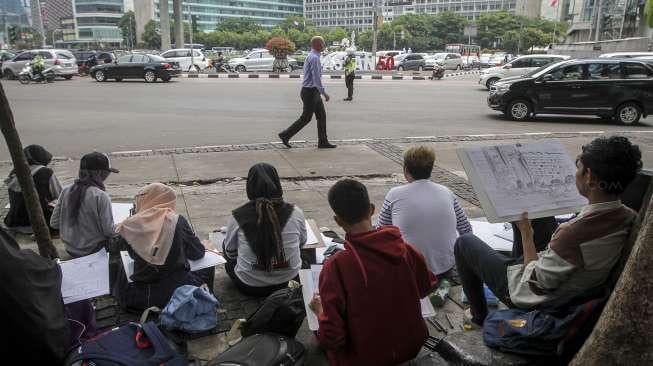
429, 279, 451, 308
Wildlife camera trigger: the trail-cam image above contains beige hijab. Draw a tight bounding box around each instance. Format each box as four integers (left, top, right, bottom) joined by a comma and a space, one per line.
116, 183, 180, 265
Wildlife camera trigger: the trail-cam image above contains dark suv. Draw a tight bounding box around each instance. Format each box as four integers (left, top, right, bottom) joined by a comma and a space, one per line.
487, 59, 653, 125
396, 54, 426, 71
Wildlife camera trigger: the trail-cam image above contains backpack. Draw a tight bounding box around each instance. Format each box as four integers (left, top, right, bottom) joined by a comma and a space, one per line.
160, 285, 219, 334
242, 285, 306, 338
206, 333, 305, 366
483, 296, 606, 357
67, 321, 186, 366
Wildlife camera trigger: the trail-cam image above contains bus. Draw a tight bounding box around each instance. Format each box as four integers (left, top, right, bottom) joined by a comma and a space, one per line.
445, 43, 481, 67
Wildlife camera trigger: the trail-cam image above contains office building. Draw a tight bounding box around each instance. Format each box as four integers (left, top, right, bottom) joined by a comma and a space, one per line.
73, 0, 124, 46
565, 0, 645, 43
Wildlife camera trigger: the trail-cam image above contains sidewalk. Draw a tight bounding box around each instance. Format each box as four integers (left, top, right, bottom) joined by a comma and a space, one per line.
2, 131, 651, 364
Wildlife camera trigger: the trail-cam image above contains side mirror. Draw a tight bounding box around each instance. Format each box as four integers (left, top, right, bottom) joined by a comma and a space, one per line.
540, 74, 553, 82
504, 64, 512, 69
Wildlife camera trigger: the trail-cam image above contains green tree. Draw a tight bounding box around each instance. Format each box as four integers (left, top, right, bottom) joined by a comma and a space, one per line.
142, 20, 161, 50
216, 18, 262, 33
277, 15, 314, 32
118, 11, 137, 48
326, 27, 348, 46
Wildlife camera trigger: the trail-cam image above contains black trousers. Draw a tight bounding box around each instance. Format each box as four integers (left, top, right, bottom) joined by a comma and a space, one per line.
224, 255, 296, 297
280, 87, 328, 144
511, 216, 558, 258
454, 233, 517, 325
345, 74, 354, 99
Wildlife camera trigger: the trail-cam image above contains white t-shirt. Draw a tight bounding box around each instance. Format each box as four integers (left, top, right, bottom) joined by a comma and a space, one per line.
223, 206, 306, 287
377, 180, 471, 275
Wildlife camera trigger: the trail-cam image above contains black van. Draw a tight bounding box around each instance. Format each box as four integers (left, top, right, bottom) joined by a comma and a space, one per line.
487, 58, 653, 125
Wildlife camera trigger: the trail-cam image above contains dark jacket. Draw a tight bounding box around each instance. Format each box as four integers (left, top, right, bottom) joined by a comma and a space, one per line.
317, 225, 438, 366
4, 166, 59, 228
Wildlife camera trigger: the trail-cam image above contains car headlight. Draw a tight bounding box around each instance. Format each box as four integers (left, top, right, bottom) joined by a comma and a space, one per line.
494, 83, 510, 93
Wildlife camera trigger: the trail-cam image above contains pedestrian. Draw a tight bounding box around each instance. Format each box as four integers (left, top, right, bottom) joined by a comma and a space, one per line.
343, 48, 356, 101
278, 36, 336, 149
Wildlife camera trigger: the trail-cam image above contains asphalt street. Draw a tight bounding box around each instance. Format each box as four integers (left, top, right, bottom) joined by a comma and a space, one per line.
1, 75, 651, 159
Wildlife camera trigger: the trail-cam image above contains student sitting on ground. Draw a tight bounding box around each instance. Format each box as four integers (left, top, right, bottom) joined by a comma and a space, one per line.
455, 136, 642, 327
5, 145, 62, 230
113, 183, 215, 310
50, 152, 118, 258
310, 179, 438, 366
377, 145, 472, 280
223, 163, 306, 297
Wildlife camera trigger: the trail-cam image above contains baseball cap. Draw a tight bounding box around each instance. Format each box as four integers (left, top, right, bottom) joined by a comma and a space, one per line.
80, 152, 120, 173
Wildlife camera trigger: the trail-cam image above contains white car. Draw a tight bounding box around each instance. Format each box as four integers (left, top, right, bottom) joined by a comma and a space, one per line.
599, 52, 653, 58
160, 48, 208, 72
426, 53, 462, 70
479, 54, 570, 89
228, 50, 297, 72
2, 49, 77, 79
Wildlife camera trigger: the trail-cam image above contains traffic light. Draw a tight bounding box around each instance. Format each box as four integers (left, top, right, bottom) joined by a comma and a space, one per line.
8, 26, 18, 42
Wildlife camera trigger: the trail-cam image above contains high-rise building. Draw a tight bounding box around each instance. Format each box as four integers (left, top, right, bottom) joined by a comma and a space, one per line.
30, 0, 74, 32
73, 0, 124, 46
305, 0, 531, 31
565, 0, 644, 43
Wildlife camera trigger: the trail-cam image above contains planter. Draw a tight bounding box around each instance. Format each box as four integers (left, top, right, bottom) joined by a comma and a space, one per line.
273, 57, 289, 73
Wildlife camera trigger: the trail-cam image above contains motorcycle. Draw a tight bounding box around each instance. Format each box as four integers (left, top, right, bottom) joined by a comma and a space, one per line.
18, 63, 56, 84
205, 58, 232, 73
430, 62, 445, 80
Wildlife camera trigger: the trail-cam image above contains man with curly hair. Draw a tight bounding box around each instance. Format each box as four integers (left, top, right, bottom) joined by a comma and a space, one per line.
454, 136, 643, 328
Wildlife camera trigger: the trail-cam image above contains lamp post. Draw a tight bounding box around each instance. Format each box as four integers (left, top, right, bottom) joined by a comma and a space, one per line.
51, 28, 62, 47
187, 3, 194, 72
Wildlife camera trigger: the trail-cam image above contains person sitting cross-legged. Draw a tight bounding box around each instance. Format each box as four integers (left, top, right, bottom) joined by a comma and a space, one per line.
223, 163, 306, 297
455, 136, 642, 327
310, 179, 438, 366
377, 145, 472, 281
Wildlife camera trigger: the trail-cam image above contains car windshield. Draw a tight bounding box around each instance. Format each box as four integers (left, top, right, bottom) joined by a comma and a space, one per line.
525, 60, 569, 78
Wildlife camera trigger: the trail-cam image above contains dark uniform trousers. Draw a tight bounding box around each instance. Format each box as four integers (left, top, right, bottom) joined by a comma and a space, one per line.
345, 73, 354, 99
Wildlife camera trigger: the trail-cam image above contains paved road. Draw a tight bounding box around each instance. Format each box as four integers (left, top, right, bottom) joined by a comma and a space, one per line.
1, 75, 651, 159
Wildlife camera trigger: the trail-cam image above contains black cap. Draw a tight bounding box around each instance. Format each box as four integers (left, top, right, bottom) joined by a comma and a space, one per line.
80, 152, 119, 173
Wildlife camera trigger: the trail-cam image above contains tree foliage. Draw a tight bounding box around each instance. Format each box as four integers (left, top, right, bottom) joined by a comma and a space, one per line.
142, 20, 161, 50
476, 11, 567, 52
118, 11, 137, 48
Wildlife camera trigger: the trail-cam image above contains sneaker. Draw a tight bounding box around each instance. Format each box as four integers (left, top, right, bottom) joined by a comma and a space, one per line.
463, 308, 483, 330
278, 133, 291, 148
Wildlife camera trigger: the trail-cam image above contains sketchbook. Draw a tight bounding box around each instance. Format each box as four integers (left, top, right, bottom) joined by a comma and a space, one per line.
59, 249, 110, 304
458, 141, 587, 223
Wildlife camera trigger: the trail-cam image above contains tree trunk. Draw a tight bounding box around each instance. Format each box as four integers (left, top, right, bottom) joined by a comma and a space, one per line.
0, 82, 58, 259
571, 191, 653, 364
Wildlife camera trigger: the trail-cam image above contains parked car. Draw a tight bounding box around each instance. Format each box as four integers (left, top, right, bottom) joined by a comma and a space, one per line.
462, 55, 480, 69
2, 49, 77, 80
90, 53, 180, 83
227, 49, 298, 72
160, 48, 208, 72
428, 53, 463, 70
479, 53, 493, 67
487, 59, 653, 125
395, 53, 426, 71
599, 52, 653, 59
479, 54, 570, 89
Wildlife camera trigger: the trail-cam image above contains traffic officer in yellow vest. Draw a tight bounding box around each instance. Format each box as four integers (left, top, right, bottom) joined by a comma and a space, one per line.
343, 48, 356, 101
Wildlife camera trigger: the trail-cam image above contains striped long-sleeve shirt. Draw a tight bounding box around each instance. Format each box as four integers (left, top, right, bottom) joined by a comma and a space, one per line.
376, 180, 472, 275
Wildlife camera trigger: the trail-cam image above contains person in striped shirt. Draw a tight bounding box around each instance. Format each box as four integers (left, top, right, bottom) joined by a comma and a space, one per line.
376, 145, 472, 280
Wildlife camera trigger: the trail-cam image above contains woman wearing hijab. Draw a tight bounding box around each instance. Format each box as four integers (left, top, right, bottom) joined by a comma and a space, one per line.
50, 152, 118, 258
113, 183, 214, 310
5, 145, 62, 229
223, 163, 307, 297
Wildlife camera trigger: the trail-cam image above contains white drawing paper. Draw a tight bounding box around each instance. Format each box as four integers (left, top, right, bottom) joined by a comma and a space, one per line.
60, 248, 110, 304
304, 219, 328, 249
458, 141, 587, 222
112, 202, 133, 224
469, 220, 513, 252
120, 250, 226, 283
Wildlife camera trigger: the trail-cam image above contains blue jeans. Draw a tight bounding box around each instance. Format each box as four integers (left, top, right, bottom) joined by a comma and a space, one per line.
454, 234, 517, 325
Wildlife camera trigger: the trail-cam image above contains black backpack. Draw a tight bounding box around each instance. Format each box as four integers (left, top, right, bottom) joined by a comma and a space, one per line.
242, 286, 306, 338
206, 333, 305, 366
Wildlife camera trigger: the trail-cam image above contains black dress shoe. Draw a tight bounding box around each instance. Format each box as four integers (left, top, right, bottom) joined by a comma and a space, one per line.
343, 98, 352, 101
318, 142, 337, 149
278, 133, 291, 148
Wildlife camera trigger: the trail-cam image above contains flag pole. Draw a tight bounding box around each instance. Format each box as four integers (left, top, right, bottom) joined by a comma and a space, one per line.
552, 0, 559, 45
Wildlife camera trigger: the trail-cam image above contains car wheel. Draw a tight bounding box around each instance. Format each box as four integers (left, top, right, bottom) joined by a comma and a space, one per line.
398, 65, 404, 71
615, 102, 641, 125
64, 75, 73, 80
4, 69, 15, 80
94, 70, 106, 82
507, 99, 532, 121
418, 65, 423, 71
144, 70, 157, 83
115, 78, 123, 82
235, 65, 246, 72
486, 78, 500, 89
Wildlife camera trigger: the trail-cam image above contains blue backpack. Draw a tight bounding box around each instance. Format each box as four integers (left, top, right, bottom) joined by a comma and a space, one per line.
67, 322, 186, 366
160, 285, 219, 334
483, 296, 605, 357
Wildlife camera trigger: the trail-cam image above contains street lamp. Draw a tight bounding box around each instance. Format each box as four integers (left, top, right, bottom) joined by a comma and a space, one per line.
51, 28, 62, 48
187, 3, 195, 72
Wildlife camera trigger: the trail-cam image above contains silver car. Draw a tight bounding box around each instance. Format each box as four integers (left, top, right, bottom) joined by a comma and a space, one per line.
228, 50, 298, 72
2, 49, 78, 79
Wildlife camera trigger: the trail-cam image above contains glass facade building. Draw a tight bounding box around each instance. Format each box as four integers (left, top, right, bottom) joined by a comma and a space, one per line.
73, 0, 123, 44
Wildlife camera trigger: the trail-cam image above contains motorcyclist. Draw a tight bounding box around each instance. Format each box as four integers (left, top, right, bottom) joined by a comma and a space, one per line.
31, 54, 46, 80
214, 52, 226, 72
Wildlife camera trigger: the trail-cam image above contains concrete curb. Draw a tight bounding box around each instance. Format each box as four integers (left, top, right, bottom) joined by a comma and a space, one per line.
178, 70, 482, 80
